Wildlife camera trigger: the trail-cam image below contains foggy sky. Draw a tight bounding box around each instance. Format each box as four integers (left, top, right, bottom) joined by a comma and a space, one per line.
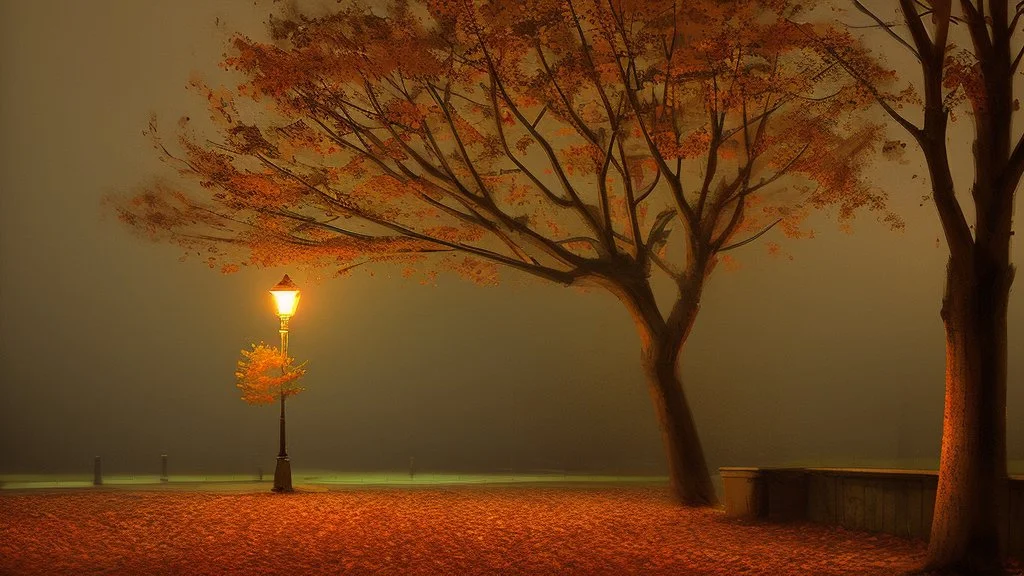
1, 0, 1021, 482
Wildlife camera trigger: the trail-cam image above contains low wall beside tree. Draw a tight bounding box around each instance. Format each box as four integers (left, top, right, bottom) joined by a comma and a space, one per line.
719, 467, 1023, 559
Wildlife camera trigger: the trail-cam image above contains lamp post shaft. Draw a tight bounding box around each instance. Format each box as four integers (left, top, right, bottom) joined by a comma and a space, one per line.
278, 316, 289, 458
272, 314, 293, 492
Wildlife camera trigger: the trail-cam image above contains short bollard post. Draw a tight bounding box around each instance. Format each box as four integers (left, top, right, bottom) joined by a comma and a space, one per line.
160, 454, 168, 482
409, 456, 415, 479
93, 456, 102, 486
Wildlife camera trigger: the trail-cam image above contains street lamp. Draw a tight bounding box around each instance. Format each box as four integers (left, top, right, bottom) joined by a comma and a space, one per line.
270, 274, 300, 493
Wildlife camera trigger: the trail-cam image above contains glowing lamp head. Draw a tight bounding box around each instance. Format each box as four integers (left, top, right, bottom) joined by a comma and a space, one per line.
270, 274, 300, 317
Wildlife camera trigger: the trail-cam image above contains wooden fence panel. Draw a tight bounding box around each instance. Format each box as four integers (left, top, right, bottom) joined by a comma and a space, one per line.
923, 483, 937, 539
893, 479, 909, 538
720, 467, 1020, 560
906, 479, 924, 539
882, 481, 897, 535
864, 480, 880, 532
843, 478, 866, 531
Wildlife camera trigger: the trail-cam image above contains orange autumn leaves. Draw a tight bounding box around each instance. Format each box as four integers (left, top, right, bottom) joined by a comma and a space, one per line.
0, 488, 938, 576
234, 342, 307, 405
110, 0, 900, 288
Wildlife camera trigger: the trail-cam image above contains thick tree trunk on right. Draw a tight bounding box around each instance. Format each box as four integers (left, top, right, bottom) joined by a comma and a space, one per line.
925, 250, 1013, 574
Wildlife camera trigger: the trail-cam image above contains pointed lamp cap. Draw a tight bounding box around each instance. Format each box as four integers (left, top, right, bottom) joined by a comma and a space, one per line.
270, 274, 300, 316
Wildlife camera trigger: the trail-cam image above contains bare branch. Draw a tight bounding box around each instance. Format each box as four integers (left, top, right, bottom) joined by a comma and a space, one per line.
531, 104, 549, 129
633, 169, 661, 206
695, 110, 725, 221
1008, 132, 1024, 191
650, 250, 684, 281
789, 19, 923, 138
1010, 3, 1024, 31
899, 0, 940, 54
852, 0, 922, 59
615, 138, 646, 258
718, 218, 783, 252
736, 143, 811, 199
958, 0, 994, 63
602, 0, 698, 235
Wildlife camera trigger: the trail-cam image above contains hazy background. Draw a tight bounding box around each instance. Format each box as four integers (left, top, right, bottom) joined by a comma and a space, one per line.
1, 0, 1021, 486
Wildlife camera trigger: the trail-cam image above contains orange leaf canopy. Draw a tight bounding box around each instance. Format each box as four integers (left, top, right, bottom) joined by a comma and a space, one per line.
235, 342, 307, 405
112, 0, 899, 284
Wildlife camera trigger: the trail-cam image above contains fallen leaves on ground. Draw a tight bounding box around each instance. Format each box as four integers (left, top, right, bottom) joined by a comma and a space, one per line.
0, 486, 1017, 575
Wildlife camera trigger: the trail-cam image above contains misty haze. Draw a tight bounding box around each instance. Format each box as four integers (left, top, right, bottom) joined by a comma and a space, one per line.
1, 1, 1022, 574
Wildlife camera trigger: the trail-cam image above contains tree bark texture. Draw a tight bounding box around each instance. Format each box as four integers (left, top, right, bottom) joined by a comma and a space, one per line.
902, 10, 1017, 565
926, 248, 1014, 573
605, 273, 718, 506
640, 332, 718, 506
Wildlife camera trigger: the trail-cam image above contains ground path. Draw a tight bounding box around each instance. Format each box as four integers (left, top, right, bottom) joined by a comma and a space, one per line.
0, 485, 1019, 575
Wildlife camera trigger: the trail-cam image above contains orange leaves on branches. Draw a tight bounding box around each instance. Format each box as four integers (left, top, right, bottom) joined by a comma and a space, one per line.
111, 0, 901, 288
235, 342, 307, 405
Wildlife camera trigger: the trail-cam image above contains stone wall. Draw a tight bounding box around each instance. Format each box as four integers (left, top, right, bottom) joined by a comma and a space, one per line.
720, 467, 1023, 559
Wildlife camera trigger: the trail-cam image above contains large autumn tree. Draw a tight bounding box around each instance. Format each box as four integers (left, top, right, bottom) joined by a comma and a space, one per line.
798, 1, 1020, 572
112, 0, 894, 505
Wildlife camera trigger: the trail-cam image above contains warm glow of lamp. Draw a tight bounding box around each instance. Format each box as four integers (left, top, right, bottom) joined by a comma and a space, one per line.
270, 274, 300, 317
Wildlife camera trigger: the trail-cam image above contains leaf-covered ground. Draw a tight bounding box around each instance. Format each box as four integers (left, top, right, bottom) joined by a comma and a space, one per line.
0, 486, 1017, 575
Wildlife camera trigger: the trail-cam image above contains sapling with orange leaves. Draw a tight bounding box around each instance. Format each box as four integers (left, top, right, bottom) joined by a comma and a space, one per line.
235, 342, 307, 406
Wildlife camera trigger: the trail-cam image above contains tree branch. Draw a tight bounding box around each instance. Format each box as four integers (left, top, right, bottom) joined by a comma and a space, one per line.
789, 19, 923, 138
718, 218, 782, 252
852, 0, 921, 59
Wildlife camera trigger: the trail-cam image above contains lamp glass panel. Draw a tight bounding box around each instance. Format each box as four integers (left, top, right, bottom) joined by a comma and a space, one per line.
271, 290, 299, 316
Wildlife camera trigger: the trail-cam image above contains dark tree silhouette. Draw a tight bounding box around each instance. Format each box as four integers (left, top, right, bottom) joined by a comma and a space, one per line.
111, 0, 895, 506
804, 1, 1020, 572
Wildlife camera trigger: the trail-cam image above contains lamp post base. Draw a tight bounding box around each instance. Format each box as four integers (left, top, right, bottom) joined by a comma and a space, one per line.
272, 456, 293, 493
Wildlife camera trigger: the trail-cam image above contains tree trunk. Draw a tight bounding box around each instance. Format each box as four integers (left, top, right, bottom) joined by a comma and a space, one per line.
925, 251, 1013, 574
606, 274, 717, 506
640, 331, 718, 506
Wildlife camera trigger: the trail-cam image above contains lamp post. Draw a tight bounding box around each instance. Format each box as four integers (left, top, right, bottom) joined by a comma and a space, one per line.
270, 274, 300, 493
